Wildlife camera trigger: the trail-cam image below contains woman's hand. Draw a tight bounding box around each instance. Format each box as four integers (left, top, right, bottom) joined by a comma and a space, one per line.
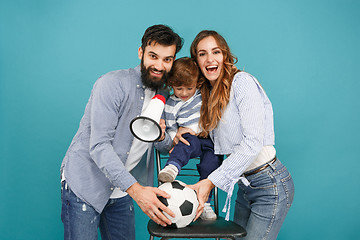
187, 179, 215, 221
173, 127, 196, 146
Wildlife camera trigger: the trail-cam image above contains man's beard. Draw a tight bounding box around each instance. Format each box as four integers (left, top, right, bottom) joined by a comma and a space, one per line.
140, 59, 168, 92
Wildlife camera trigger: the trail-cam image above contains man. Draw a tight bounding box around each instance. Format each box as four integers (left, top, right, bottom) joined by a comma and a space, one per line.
60, 24, 183, 240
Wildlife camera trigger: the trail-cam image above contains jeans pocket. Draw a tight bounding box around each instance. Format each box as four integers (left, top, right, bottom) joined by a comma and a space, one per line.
248, 172, 276, 190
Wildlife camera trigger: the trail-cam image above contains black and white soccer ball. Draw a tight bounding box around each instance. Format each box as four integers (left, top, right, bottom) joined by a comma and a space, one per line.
157, 180, 199, 228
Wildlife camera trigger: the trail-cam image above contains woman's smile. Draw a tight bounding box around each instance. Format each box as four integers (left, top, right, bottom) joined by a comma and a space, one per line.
196, 36, 224, 85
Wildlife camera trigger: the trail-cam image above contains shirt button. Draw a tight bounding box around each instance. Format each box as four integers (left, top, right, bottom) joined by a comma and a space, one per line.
140, 97, 144, 100
136, 85, 140, 88
127, 152, 130, 155
110, 187, 114, 190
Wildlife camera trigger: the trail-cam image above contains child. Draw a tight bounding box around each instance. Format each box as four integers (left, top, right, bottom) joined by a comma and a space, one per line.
158, 57, 223, 220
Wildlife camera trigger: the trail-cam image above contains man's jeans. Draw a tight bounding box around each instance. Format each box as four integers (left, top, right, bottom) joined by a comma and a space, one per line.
61, 181, 135, 240
234, 159, 295, 240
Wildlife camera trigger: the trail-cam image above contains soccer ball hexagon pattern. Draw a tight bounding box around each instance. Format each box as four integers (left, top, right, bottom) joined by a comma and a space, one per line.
157, 180, 199, 228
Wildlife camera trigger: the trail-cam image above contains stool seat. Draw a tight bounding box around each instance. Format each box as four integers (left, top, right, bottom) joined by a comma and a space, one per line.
148, 216, 247, 239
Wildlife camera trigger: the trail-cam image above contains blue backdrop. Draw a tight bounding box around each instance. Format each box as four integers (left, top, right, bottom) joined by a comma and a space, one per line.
1, 0, 359, 239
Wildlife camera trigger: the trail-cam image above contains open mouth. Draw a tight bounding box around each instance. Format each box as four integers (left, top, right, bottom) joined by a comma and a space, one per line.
205, 65, 218, 73
150, 68, 164, 77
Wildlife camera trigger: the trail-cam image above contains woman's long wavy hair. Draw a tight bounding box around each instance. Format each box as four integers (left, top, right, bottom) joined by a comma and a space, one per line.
190, 30, 240, 137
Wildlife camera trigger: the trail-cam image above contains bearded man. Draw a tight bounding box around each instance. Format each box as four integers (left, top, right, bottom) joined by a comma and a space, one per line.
60, 24, 183, 240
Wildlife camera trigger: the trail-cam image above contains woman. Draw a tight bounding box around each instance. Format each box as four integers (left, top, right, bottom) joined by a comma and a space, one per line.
183, 30, 295, 240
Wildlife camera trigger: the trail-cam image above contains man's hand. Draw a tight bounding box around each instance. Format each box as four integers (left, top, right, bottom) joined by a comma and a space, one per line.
173, 127, 196, 146
187, 179, 215, 221
126, 182, 174, 226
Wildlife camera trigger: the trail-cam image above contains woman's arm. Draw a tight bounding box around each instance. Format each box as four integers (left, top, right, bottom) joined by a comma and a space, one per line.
187, 179, 215, 220
189, 73, 268, 220
208, 73, 266, 193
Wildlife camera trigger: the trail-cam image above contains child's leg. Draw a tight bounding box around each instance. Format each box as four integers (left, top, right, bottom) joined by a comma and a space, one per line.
159, 133, 201, 182
166, 133, 202, 172
196, 138, 223, 220
197, 138, 223, 180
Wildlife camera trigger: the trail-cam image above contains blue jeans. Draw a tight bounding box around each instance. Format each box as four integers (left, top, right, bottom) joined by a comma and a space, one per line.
166, 133, 223, 202
234, 159, 294, 240
61, 181, 135, 240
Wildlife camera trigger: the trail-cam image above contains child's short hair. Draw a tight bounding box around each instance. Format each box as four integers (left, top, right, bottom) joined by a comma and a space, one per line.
167, 57, 199, 87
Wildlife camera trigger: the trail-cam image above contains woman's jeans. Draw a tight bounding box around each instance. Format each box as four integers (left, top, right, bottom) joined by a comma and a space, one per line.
61, 181, 135, 240
234, 159, 294, 240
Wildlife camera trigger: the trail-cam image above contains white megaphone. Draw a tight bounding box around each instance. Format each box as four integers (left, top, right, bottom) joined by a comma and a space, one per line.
130, 94, 166, 142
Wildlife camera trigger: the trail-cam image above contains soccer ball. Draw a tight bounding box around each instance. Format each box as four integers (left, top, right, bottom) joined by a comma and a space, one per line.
157, 180, 199, 228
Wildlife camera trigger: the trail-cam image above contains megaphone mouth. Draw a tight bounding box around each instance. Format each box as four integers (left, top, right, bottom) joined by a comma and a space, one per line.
130, 116, 162, 142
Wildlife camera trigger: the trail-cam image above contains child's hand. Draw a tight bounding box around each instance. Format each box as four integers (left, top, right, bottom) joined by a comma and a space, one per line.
158, 119, 166, 141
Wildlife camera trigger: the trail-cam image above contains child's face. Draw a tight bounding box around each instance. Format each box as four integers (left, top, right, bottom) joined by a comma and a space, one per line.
173, 83, 197, 102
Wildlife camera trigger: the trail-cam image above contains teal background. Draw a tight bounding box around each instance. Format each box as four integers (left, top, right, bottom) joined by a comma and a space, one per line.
1, 0, 359, 239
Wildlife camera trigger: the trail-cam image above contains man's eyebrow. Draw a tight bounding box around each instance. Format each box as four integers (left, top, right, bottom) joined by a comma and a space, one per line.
148, 51, 175, 59
148, 51, 158, 56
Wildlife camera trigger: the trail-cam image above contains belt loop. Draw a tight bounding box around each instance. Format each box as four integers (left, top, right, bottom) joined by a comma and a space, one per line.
269, 156, 277, 171
269, 163, 276, 171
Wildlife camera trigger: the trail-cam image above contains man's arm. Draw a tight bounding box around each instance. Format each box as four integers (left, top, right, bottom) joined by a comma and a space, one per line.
89, 75, 137, 191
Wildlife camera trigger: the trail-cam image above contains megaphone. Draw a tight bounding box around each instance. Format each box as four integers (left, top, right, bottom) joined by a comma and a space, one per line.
130, 94, 166, 142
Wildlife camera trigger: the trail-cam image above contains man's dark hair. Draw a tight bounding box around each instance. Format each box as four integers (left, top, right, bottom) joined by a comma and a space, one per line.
141, 24, 183, 54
